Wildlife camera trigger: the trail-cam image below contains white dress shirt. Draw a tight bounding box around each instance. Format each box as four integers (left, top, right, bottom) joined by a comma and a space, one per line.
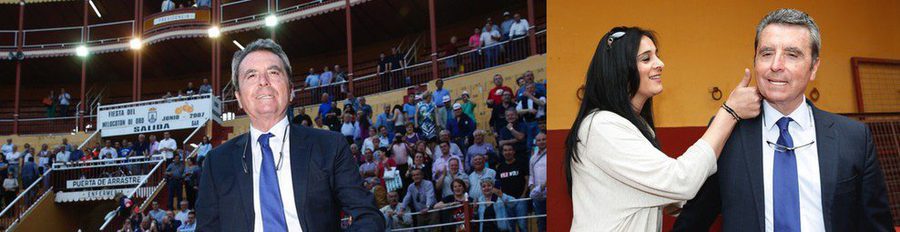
249, 116, 303, 232
158, 138, 178, 159
509, 19, 530, 38
761, 99, 825, 232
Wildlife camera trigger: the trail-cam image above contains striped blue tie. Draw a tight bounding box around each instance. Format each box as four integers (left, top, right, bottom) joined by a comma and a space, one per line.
258, 133, 288, 232
773, 117, 800, 232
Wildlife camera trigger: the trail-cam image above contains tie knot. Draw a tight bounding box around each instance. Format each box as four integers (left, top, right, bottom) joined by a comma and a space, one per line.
776, 117, 793, 131
258, 133, 274, 147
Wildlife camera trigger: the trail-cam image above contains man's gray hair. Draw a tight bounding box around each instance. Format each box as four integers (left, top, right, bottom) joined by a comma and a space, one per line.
230, 39, 293, 91
755, 8, 821, 61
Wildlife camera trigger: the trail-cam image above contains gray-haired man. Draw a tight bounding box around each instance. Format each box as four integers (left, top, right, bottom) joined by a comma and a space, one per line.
674, 8, 892, 232
196, 39, 384, 232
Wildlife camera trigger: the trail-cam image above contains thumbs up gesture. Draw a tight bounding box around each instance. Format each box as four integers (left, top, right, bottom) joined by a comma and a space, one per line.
724, 69, 762, 119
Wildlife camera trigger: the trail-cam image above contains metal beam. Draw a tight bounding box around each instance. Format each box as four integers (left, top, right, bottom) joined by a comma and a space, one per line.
527, 0, 537, 56
427, 0, 437, 80
345, 0, 353, 94
79, 0, 88, 131
13, 1, 24, 134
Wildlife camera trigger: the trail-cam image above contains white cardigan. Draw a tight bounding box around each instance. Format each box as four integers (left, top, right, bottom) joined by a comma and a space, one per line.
570, 111, 717, 232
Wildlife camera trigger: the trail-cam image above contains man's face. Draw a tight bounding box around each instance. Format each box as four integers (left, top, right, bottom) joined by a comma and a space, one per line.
493, 76, 503, 86
387, 192, 399, 206
505, 110, 518, 123
535, 133, 547, 150
453, 108, 462, 117
436, 80, 443, 89
473, 155, 484, 170
164, 132, 171, 139
474, 133, 484, 143
502, 92, 512, 102
235, 51, 292, 121
188, 214, 195, 223
754, 24, 819, 108
380, 127, 388, 136
440, 143, 450, 155
412, 170, 423, 183
439, 132, 450, 142
502, 145, 515, 160
365, 149, 373, 161
152, 202, 159, 209
180, 201, 188, 210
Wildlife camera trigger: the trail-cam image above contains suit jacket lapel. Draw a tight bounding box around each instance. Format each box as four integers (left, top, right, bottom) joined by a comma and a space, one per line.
811, 102, 837, 232
289, 124, 311, 231
740, 114, 766, 231
230, 133, 255, 231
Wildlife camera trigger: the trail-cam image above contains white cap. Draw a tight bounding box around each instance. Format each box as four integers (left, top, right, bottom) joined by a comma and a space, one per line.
462, 91, 470, 96
442, 95, 451, 102
503, 11, 510, 16
415, 94, 423, 100
452, 103, 462, 110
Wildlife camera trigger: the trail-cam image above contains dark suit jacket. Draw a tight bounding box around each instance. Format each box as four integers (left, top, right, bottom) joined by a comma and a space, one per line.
674, 102, 893, 232
196, 124, 385, 231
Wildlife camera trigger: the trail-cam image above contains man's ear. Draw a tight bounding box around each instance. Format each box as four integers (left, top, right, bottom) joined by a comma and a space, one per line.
809, 58, 820, 82
235, 92, 243, 109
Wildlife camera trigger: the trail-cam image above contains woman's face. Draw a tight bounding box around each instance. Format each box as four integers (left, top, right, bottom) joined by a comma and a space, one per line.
634, 36, 665, 100
414, 153, 425, 164
481, 182, 493, 195
452, 181, 465, 195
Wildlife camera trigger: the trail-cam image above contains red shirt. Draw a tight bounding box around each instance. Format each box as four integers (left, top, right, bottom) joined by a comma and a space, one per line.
487, 86, 513, 106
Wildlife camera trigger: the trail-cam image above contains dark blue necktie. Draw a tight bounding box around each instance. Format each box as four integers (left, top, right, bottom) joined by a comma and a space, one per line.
773, 117, 800, 232
258, 133, 288, 231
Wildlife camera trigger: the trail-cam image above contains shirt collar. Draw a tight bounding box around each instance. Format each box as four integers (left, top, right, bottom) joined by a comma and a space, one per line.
249, 116, 290, 144
762, 97, 812, 131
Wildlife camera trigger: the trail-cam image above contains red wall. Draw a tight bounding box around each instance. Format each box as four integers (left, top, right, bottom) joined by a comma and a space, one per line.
547, 126, 722, 231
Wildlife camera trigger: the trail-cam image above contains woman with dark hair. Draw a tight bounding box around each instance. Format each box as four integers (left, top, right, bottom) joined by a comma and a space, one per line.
391, 105, 406, 134
433, 178, 473, 232
565, 27, 761, 231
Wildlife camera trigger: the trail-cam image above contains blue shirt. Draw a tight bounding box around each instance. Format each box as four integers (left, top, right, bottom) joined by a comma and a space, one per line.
318, 102, 332, 119
197, 143, 212, 158
447, 114, 475, 139
403, 103, 417, 120
320, 71, 334, 85
375, 113, 391, 129
517, 82, 547, 98
305, 74, 321, 87
432, 89, 451, 107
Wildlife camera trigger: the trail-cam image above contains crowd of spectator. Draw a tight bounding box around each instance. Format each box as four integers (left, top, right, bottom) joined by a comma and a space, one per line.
161, 0, 211, 12
160, 78, 214, 100
299, 68, 546, 231
107, 132, 210, 232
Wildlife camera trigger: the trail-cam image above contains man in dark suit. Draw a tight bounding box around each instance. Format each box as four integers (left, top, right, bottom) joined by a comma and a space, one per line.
674, 9, 893, 231
197, 39, 384, 232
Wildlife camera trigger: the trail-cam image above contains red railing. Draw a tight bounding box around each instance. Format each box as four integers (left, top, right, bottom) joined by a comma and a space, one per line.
844, 112, 900, 225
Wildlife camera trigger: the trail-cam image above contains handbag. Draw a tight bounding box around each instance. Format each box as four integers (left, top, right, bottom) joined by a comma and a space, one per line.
383, 167, 403, 192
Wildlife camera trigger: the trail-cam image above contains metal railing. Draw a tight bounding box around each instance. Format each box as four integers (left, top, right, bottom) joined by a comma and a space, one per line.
98, 155, 168, 231
0, 30, 17, 49
0, 168, 53, 230
844, 112, 900, 225
345, 197, 546, 232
